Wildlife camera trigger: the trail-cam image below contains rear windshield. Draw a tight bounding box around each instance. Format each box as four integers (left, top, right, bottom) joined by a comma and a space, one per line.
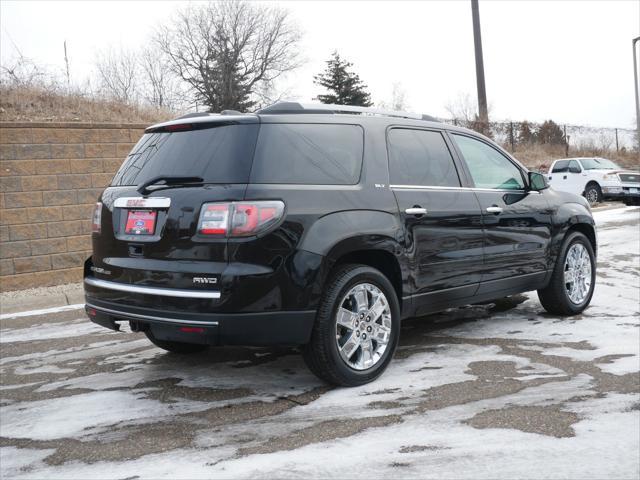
250, 124, 363, 184
111, 124, 259, 186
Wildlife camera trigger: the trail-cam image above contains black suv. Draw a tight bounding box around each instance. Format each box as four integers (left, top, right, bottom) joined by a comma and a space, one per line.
85, 102, 597, 386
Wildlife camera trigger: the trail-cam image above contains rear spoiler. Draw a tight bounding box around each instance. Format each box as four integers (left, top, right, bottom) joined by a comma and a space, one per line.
146, 113, 258, 133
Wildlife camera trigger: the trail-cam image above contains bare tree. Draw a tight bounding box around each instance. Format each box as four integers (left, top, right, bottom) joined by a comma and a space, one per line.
444, 92, 478, 124
94, 46, 139, 103
139, 48, 186, 110
378, 82, 409, 111
1, 53, 48, 87
444, 92, 493, 137
155, 0, 302, 112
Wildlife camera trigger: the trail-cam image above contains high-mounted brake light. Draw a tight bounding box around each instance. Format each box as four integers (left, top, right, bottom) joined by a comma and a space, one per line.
197, 201, 284, 237
92, 202, 102, 233
164, 123, 193, 132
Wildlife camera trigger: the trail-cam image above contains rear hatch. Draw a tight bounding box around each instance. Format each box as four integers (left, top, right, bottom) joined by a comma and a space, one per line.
89, 115, 259, 305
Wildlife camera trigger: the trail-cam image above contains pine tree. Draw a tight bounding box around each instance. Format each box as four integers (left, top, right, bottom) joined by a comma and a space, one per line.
313, 52, 373, 107
517, 121, 535, 144
537, 120, 566, 145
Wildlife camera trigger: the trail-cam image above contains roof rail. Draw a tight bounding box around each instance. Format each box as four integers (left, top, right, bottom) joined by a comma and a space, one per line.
257, 101, 439, 122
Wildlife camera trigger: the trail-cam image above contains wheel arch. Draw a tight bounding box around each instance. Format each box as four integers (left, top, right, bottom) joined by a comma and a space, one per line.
566, 222, 597, 256
550, 202, 597, 263
298, 209, 406, 312
328, 247, 404, 310
582, 180, 601, 196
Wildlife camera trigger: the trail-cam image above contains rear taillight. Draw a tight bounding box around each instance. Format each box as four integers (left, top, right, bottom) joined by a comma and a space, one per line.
197, 201, 284, 237
199, 204, 230, 235
92, 202, 102, 233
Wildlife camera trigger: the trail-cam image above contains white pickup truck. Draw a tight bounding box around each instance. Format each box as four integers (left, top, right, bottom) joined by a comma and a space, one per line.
547, 157, 639, 206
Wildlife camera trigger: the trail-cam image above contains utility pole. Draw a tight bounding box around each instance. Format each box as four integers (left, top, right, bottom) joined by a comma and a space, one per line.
471, 0, 488, 124
633, 36, 640, 151
63, 40, 70, 89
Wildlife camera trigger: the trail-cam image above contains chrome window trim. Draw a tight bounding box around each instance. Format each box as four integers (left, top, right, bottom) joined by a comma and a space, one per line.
84, 277, 221, 299
86, 302, 219, 326
389, 184, 540, 194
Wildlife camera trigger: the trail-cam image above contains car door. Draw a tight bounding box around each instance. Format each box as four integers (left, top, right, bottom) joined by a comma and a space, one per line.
548, 160, 582, 194
565, 159, 586, 195
449, 133, 552, 293
388, 127, 484, 312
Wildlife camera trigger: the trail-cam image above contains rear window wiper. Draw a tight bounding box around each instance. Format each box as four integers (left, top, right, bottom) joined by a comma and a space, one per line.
137, 175, 204, 195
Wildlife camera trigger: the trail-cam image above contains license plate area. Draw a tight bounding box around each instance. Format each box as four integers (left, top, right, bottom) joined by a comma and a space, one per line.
125, 210, 157, 235
112, 197, 170, 243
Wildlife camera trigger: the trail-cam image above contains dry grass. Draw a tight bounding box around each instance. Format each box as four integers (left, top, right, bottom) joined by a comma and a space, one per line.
501, 143, 639, 172
0, 85, 174, 123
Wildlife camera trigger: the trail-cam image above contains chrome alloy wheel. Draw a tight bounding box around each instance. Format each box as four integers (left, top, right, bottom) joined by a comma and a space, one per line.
564, 243, 592, 304
585, 188, 599, 205
335, 283, 392, 371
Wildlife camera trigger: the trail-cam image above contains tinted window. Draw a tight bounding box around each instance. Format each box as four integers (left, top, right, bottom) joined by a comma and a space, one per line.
452, 134, 525, 190
387, 129, 460, 187
111, 124, 258, 186
552, 160, 569, 173
568, 160, 581, 173
250, 124, 363, 184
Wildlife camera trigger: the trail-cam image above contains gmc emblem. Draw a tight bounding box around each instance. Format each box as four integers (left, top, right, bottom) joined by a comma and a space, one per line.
126, 199, 146, 207
193, 277, 218, 285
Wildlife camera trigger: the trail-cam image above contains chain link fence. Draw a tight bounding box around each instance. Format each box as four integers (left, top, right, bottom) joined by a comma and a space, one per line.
440, 118, 639, 170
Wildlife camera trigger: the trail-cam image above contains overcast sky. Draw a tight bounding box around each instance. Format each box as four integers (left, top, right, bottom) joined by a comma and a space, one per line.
1, 0, 638, 128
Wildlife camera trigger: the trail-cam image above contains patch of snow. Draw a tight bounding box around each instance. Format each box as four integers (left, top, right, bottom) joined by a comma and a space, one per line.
0, 304, 84, 321
13, 365, 76, 375
0, 447, 55, 479
0, 319, 104, 344
0, 390, 214, 441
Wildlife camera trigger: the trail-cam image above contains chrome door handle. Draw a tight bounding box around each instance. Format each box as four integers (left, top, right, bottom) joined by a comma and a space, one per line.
405, 207, 427, 215
486, 206, 503, 214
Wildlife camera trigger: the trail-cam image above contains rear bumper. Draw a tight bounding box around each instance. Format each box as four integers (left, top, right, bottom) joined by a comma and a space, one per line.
85, 296, 316, 346
84, 277, 222, 299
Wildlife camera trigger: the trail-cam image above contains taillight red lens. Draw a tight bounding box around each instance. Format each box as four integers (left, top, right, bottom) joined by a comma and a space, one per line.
231, 204, 259, 235
197, 201, 284, 237
92, 202, 102, 233
198, 204, 230, 235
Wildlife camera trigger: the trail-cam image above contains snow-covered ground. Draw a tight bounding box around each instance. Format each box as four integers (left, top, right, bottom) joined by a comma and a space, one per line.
1, 207, 639, 479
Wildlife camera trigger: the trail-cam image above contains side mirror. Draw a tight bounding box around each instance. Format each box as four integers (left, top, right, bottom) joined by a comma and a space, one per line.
569, 166, 581, 174
528, 171, 549, 191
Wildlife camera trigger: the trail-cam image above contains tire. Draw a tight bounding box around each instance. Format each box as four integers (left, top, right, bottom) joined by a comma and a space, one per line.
303, 264, 401, 387
145, 330, 208, 354
583, 183, 602, 205
537, 231, 596, 315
